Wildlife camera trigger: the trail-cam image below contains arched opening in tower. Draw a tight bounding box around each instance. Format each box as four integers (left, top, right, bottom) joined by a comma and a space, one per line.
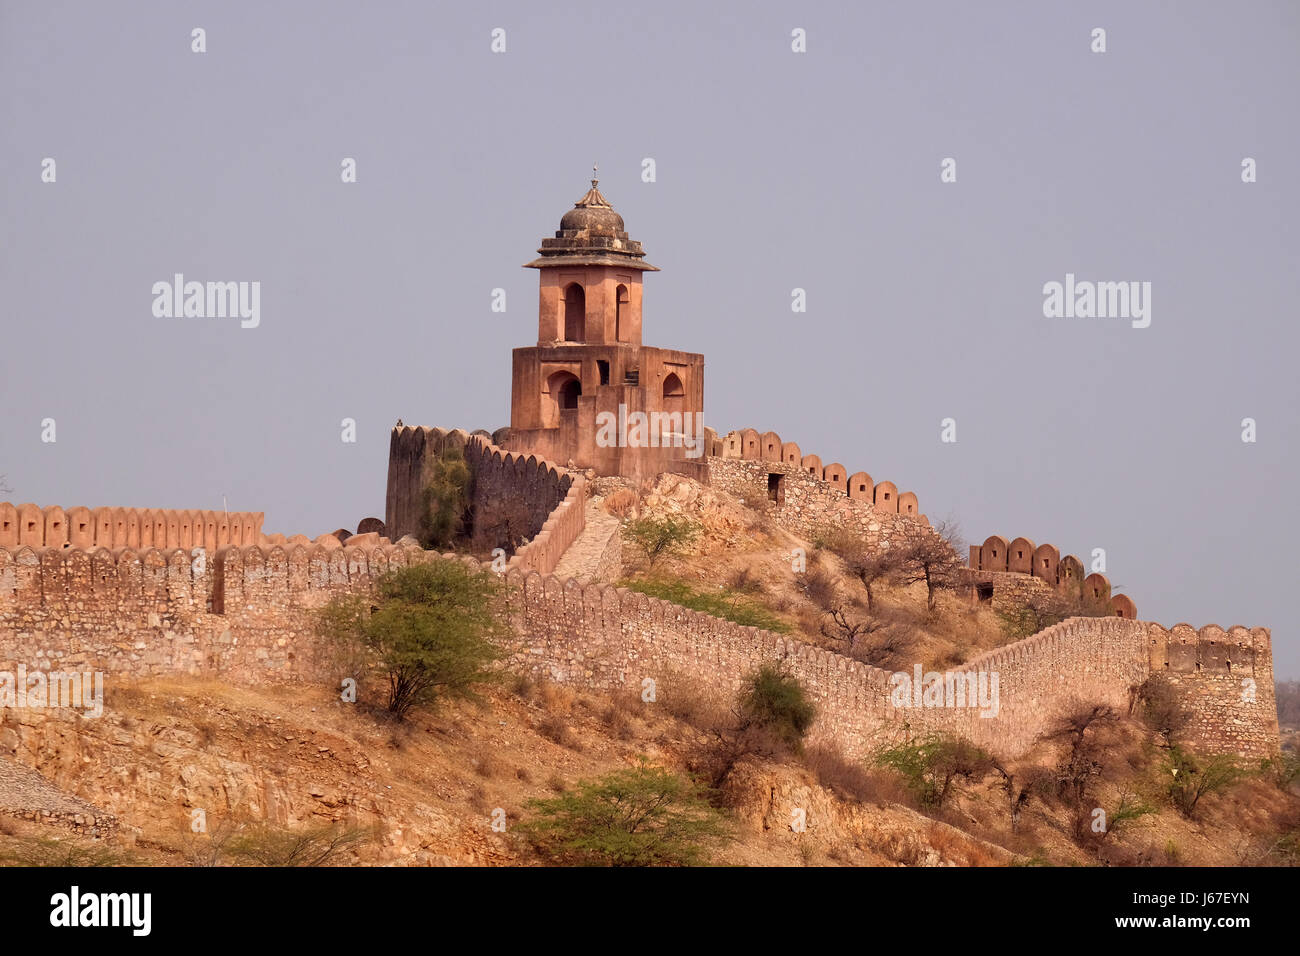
559, 376, 581, 409
543, 370, 582, 428
564, 283, 585, 342
615, 284, 629, 341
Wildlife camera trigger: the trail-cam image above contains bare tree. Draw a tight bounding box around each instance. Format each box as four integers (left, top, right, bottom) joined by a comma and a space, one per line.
891, 519, 965, 611
1043, 703, 1121, 841
823, 531, 904, 613
820, 604, 885, 651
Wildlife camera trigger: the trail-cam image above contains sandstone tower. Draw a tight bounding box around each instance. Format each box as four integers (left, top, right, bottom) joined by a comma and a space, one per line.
506, 176, 707, 483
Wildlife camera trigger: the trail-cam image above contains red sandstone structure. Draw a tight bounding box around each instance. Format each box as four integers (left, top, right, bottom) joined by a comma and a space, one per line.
967, 533, 1137, 619
505, 176, 706, 483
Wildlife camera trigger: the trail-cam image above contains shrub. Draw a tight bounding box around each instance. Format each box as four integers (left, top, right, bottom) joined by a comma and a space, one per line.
538, 715, 581, 751
1260, 752, 1300, 792
624, 515, 699, 568
874, 733, 994, 809
1136, 673, 1187, 746
695, 666, 817, 791
517, 761, 731, 866
804, 745, 887, 803
418, 445, 471, 550
1167, 747, 1244, 817
739, 665, 816, 753
226, 822, 373, 866
316, 560, 506, 720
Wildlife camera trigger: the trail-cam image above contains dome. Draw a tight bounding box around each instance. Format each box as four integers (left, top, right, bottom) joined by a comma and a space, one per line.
524, 175, 658, 272
559, 183, 626, 238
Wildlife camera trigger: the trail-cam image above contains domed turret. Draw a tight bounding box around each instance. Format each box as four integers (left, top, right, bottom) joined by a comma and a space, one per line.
525, 173, 658, 271
558, 182, 626, 238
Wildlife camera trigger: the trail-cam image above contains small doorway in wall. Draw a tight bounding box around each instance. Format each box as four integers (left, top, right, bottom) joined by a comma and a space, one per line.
976, 583, 994, 605
597, 360, 610, 386
767, 473, 785, 505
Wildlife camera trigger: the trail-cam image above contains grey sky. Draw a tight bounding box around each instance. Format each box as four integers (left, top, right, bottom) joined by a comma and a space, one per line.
2, 1, 1297, 675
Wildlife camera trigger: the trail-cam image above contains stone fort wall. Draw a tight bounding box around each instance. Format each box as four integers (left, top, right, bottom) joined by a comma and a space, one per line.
385, 427, 585, 576
709, 426, 921, 517
0, 542, 1277, 760
968, 534, 1138, 619
708, 456, 928, 550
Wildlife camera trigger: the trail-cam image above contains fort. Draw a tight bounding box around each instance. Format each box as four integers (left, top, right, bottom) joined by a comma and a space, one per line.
0, 178, 1280, 765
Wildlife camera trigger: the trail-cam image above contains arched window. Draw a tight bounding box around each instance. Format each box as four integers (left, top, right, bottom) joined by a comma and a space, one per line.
544, 370, 582, 427
616, 284, 629, 341
559, 377, 581, 409
662, 373, 685, 398
564, 283, 585, 342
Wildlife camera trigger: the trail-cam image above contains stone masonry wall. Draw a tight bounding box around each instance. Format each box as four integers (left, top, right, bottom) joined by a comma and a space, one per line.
708, 457, 926, 549
504, 570, 1278, 759
0, 544, 1278, 760
385, 426, 584, 576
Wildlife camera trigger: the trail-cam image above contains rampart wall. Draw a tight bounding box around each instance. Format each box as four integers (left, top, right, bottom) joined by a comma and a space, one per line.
968, 534, 1137, 619
2, 543, 1273, 760
384, 427, 585, 576
710, 426, 920, 516
708, 456, 927, 549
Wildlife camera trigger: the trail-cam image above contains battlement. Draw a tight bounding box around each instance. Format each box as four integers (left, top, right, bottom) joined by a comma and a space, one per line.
709, 426, 921, 516
0, 502, 264, 551
967, 534, 1137, 618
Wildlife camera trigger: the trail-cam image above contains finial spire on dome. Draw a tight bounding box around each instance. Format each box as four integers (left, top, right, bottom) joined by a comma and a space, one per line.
574, 166, 611, 209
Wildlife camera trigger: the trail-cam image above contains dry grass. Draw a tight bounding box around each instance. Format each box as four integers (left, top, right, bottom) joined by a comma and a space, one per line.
602, 488, 639, 518
537, 715, 581, 751
804, 745, 898, 804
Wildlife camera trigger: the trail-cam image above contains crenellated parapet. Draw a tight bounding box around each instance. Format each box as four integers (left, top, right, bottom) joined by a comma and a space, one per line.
967, 534, 1136, 619
711, 426, 921, 516
0, 501, 264, 552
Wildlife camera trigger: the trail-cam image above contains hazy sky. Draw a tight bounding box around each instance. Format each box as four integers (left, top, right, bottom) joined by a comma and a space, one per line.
2, 1, 1297, 675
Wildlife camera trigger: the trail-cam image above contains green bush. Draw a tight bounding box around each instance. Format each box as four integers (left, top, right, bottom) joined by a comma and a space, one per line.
739, 664, 817, 753
419, 445, 471, 550
624, 515, 699, 568
1166, 746, 1243, 817
1259, 752, 1300, 792
620, 576, 791, 633
517, 761, 731, 866
875, 733, 994, 809
317, 560, 505, 719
